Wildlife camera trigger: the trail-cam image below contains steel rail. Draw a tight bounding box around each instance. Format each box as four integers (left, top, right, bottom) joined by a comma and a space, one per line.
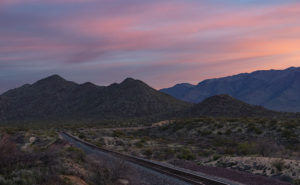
61, 132, 241, 185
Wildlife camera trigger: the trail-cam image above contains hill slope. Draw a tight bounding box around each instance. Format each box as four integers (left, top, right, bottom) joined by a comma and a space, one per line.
185, 95, 280, 118
0, 75, 191, 123
161, 67, 300, 112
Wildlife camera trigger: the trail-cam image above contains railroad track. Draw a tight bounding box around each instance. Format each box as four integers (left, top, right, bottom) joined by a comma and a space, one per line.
61, 132, 241, 185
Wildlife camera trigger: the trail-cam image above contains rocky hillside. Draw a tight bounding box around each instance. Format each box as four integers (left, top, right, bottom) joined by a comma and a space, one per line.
0, 75, 191, 123
186, 95, 280, 118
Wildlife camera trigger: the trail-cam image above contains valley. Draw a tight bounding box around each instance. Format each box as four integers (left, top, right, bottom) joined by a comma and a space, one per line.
1, 75, 300, 185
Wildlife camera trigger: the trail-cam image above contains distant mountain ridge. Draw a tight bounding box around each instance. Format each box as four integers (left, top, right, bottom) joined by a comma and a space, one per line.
161, 67, 300, 112
0, 75, 191, 123
0, 74, 297, 124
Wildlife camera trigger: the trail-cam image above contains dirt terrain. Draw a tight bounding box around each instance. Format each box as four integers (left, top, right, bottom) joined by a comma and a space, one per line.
70, 117, 300, 185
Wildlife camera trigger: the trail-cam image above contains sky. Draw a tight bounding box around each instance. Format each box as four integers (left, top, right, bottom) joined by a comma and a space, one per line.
0, 0, 300, 93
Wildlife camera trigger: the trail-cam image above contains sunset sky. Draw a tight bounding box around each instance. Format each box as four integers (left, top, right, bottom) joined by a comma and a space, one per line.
1, 0, 300, 93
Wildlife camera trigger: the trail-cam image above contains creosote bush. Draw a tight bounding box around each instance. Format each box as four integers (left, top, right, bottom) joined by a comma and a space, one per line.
272, 159, 285, 172
113, 130, 125, 137
177, 148, 196, 160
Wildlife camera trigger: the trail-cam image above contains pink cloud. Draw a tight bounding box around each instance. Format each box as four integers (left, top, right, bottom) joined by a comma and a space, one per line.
0, 0, 300, 90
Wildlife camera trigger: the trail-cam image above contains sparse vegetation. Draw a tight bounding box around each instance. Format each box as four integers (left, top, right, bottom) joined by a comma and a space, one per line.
0, 128, 137, 185
2, 116, 300, 184
68, 117, 300, 183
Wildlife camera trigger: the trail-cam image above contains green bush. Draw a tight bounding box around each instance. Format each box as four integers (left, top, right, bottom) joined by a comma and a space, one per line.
177, 148, 196, 160
78, 133, 86, 139
237, 142, 256, 155
198, 130, 212, 136
212, 154, 221, 161
143, 149, 153, 157
172, 122, 185, 131
281, 129, 297, 139
198, 149, 214, 157
65, 146, 86, 162
225, 129, 231, 135
113, 130, 125, 137
213, 137, 237, 147
247, 124, 262, 134
134, 141, 144, 148
293, 179, 300, 185
163, 148, 175, 157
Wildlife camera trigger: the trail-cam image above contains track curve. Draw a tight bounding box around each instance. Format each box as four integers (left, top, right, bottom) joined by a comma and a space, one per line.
60, 132, 242, 185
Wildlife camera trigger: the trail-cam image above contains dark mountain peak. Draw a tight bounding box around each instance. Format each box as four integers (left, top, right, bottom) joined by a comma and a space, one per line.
120, 77, 148, 88
36, 74, 66, 84
174, 83, 194, 88
121, 77, 137, 84
286, 66, 300, 71
45, 74, 64, 80
80, 82, 97, 87
0, 75, 191, 123
32, 75, 77, 90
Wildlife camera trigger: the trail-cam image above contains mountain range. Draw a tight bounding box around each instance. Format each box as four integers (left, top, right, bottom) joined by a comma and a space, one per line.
161, 67, 300, 112
0, 74, 296, 124
0, 75, 190, 123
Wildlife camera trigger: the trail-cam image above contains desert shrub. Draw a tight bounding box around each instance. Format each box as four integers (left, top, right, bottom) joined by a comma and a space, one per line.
88, 156, 140, 185
257, 119, 268, 124
247, 124, 262, 134
140, 137, 149, 143
256, 140, 279, 157
154, 148, 176, 160
0, 134, 19, 160
236, 142, 257, 156
78, 133, 86, 139
198, 130, 212, 136
216, 124, 224, 129
223, 147, 236, 155
225, 129, 231, 135
269, 119, 278, 125
159, 125, 169, 131
115, 140, 125, 146
113, 130, 125, 138
134, 141, 144, 148
0, 136, 67, 185
198, 149, 214, 157
212, 154, 221, 161
177, 148, 196, 160
213, 137, 237, 147
283, 122, 298, 129
96, 142, 103, 147
272, 159, 285, 172
143, 149, 153, 157
281, 129, 297, 140
228, 118, 238, 123
293, 179, 300, 185
2, 128, 20, 135
172, 122, 185, 131
65, 146, 86, 162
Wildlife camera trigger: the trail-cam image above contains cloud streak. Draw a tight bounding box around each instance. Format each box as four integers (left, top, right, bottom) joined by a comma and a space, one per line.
0, 0, 300, 92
